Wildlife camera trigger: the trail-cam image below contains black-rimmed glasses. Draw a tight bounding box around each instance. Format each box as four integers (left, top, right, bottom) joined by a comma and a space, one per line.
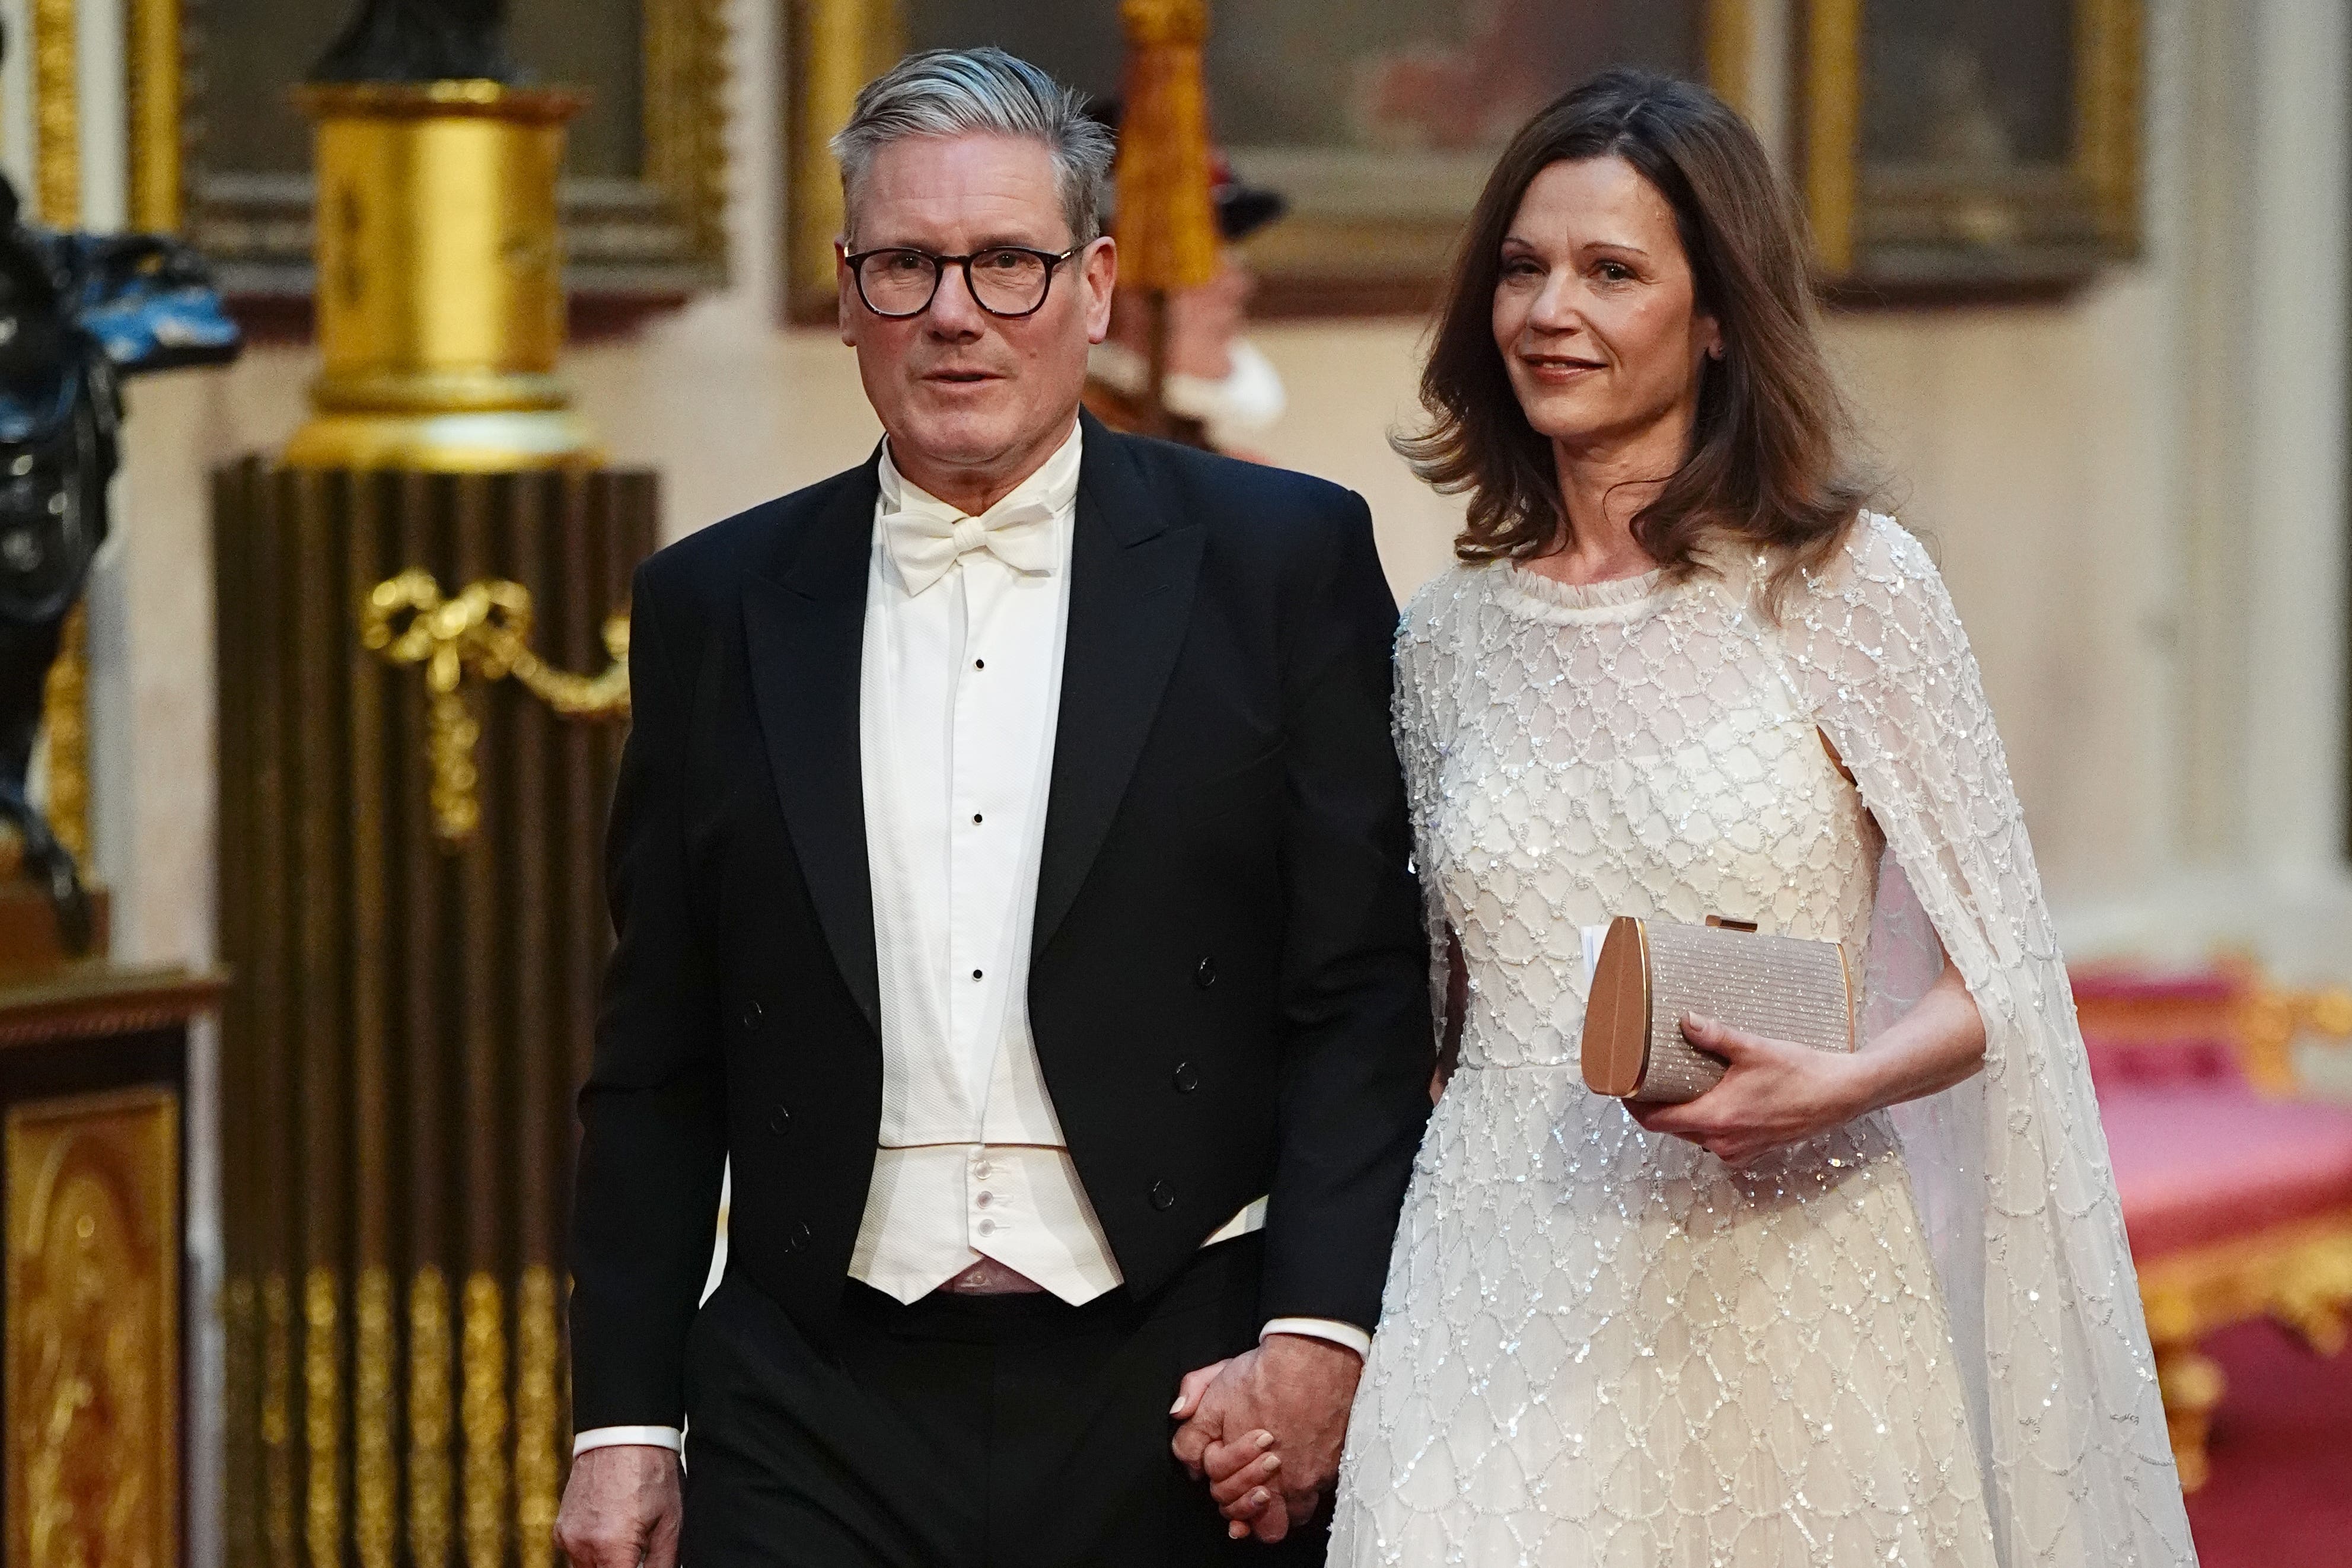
844, 246, 1080, 319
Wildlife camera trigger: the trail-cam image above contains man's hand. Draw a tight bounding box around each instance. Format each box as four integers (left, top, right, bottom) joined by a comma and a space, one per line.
1169, 1334, 1362, 1543
553, 1445, 683, 1568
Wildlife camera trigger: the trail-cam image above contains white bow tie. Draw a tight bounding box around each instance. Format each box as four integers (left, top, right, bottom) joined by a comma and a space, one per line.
881, 492, 1060, 595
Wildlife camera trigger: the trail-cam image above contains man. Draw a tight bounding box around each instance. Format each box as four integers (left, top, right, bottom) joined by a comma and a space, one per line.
552, 47, 1431, 1568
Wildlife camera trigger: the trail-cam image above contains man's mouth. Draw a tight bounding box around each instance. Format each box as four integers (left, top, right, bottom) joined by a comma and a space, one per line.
926, 369, 1000, 384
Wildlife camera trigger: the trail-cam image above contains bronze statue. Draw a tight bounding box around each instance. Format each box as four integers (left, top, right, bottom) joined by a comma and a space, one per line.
311, 0, 517, 84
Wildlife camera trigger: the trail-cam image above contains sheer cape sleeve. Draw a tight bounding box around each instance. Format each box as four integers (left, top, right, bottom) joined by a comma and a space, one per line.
1784, 514, 2197, 1567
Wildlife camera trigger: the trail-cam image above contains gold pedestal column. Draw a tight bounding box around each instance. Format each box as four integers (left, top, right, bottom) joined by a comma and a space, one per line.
215, 465, 655, 1568
285, 82, 603, 473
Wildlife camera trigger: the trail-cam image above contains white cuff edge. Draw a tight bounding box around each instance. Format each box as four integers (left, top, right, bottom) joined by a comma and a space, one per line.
1260, 1317, 1371, 1358
572, 1426, 684, 1458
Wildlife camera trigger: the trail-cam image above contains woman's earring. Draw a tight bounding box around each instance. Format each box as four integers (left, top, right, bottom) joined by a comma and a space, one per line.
1708, 345, 1726, 362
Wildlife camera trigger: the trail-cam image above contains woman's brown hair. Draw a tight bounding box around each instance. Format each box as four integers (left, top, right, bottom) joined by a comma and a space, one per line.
1400, 69, 1872, 598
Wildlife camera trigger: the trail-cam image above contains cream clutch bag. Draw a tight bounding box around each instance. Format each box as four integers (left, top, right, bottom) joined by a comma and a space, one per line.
1580, 914, 1856, 1104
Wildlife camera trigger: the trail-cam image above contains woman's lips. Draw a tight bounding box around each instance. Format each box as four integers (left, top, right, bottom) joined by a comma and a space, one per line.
1521, 356, 1604, 383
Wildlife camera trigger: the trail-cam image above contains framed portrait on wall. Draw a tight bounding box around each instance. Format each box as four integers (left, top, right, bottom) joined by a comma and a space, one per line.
1799, 0, 2143, 294
785, 0, 1757, 320
135, 0, 729, 298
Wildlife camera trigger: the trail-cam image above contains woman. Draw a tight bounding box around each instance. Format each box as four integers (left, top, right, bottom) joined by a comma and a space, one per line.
1308, 72, 2196, 1565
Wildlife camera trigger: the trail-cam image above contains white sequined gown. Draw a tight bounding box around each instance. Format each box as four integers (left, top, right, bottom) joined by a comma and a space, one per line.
1328, 549, 2001, 1566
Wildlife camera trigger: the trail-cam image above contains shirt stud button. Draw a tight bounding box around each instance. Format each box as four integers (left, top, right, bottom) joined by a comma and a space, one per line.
974, 658, 986, 670
1149, 1181, 1177, 1212
972, 968, 983, 981
973, 813, 983, 824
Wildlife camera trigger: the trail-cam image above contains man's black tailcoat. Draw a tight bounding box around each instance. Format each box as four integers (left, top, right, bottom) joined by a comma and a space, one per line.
569, 413, 1434, 1435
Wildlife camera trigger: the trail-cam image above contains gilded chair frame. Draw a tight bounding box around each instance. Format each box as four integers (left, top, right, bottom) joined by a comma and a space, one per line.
2075, 958, 2352, 1490
128, 0, 732, 296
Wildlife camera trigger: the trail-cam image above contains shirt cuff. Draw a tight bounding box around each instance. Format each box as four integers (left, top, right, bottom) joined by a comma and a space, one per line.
572, 1426, 684, 1458
1261, 1317, 1372, 1358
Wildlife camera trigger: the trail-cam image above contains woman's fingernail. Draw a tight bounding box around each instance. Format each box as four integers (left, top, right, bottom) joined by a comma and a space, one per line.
1169, 1397, 1185, 1415
1263, 1455, 1281, 1473
1254, 1430, 1276, 1451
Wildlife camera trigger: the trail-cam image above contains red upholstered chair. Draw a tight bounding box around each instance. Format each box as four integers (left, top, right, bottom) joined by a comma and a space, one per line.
2073, 958, 2352, 1490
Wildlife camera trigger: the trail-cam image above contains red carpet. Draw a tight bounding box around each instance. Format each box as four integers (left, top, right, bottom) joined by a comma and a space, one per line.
2184, 1320, 2352, 1566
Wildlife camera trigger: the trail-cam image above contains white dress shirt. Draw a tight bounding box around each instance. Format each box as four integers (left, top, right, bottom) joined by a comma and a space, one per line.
573, 419, 1363, 1459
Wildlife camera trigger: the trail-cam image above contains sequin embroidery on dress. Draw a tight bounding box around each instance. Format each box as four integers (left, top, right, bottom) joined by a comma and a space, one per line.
1326, 541, 2002, 1567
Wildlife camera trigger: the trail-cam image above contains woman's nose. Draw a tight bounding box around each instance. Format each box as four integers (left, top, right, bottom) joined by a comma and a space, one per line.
1526, 273, 1583, 333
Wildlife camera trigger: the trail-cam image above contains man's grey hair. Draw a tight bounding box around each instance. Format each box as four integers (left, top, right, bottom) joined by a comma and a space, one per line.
830, 47, 1116, 248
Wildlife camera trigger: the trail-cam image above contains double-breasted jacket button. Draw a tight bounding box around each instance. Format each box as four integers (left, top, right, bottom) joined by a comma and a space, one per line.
1194, 957, 1218, 990
741, 999, 766, 1031
1171, 1062, 1200, 1093
767, 1104, 792, 1135
785, 1220, 812, 1254
1149, 1181, 1177, 1212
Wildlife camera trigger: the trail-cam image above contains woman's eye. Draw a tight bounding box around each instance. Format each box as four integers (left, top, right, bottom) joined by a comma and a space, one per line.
1595, 260, 1634, 282
1501, 257, 1543, 279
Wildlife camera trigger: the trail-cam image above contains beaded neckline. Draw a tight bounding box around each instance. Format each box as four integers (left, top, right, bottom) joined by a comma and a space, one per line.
1493, 558, 1674, 624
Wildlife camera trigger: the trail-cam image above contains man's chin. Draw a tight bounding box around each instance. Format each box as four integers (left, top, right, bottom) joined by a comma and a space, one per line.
891, 404, 1035, 467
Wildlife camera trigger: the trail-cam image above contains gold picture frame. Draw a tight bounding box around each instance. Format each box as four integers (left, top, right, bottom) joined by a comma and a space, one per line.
784, 0, 1758, 322
1800, 0, 2143, 294
130, 0, 731, 297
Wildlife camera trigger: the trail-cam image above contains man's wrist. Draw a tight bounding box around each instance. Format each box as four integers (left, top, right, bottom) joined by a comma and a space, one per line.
572, 1425, 684, 1458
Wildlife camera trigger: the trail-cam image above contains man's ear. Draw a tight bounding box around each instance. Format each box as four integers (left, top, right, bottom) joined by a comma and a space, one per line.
837, 240, 856, 346
1083, 236, 1118, 345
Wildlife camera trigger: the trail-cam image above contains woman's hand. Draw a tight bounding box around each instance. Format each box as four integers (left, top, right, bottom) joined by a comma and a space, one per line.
1626, 1015, 1872, 1167
1630, 953, 1990, 1167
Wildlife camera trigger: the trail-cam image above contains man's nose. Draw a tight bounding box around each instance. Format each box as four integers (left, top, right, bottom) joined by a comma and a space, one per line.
928, 261, 987, 335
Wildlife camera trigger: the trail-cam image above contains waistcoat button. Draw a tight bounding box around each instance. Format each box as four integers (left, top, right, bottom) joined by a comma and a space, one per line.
785, 1221, 811, 1253
1172, 1062, 1200, 1092
741, 999, 766, 1031
767, 1104, 792, 1135
1149, 1181, 1177, 1212
1194, 957, 1218, 990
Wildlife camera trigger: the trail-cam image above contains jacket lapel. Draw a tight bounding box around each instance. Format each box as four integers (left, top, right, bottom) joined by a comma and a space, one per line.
743, 460, 883, 1036
1034, 419, 1206, 951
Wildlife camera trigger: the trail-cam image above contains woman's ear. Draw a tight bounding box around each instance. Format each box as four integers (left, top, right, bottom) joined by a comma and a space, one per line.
1700, 314, 1726, 362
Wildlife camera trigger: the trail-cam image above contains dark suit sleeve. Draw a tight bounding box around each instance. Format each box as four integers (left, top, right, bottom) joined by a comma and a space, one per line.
568, 562, 729, 1430
1258, 491, 1435, 1333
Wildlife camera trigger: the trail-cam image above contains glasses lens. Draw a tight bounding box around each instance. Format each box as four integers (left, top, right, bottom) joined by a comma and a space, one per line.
858, 250, 939, 315
968, 248, 1053, 314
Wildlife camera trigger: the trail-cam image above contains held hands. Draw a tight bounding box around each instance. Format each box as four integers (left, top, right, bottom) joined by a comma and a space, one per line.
1626, 1014, 1873, 1168
553, 1445, 683, 1568
1169, 1334, 1362, 1543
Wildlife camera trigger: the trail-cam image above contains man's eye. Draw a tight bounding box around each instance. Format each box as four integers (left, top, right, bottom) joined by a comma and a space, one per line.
884, 252, 928, 273
976, 250, 1027, 270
